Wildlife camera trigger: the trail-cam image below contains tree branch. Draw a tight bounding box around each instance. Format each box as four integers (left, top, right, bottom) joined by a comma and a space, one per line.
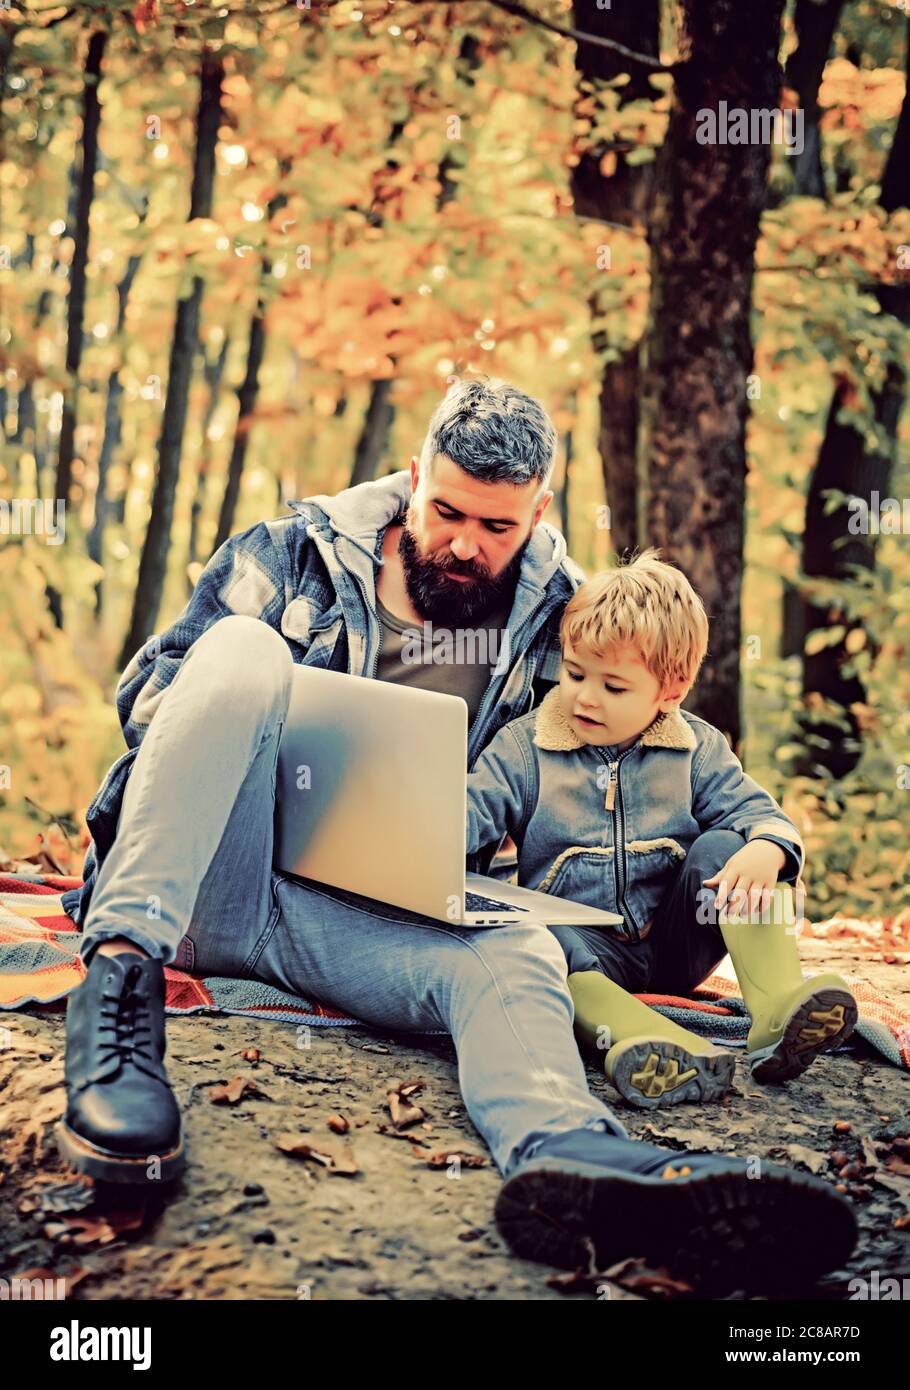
482, 0, 679, 73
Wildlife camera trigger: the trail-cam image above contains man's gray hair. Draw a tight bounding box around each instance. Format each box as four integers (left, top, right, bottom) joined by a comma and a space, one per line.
418, 377, 557, 488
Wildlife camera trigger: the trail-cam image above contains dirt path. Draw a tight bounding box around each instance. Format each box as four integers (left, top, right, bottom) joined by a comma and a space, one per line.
2, 935, 908, 1301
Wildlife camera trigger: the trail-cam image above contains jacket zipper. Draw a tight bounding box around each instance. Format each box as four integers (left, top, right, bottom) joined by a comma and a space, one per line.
344, 552, 381, 679
597, 744, 638, 938
468, 591, 555, 768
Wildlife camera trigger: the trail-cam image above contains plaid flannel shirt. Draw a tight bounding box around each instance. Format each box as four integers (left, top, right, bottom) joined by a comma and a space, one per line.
61, 469, 585, 927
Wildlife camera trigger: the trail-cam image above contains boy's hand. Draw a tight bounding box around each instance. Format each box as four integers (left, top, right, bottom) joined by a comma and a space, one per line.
702, 840, 787, 919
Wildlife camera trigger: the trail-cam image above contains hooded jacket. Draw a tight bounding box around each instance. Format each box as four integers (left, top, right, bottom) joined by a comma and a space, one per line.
466, 686, 805, 941
61, 470, 584, 928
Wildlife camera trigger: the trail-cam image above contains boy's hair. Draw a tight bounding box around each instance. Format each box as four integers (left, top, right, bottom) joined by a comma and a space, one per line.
559, 548, 709, 695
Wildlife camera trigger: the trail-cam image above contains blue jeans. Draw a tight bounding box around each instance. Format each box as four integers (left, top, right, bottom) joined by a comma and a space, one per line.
80, 615, 628, 1175
548, 829, 743, 995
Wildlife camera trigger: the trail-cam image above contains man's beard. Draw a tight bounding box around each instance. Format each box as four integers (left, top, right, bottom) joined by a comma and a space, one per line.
398, 512, 530, 626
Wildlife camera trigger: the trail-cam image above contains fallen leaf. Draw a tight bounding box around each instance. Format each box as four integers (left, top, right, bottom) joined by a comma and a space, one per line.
42, 1206, 146, 1247
426, 1149, 486, 1169
387, 1078, 426, 1130
209, 1075, 266, 1105
604, 1256, 695, 1299
376, 1125, 432, 1147
868, 1164, 910, 1212
3, 1086, 65, 1166
770, 1144, 829, 1175
273, 1134, 359, 1176
860, 1136, 879, 1170
642, 1123, 724, 1152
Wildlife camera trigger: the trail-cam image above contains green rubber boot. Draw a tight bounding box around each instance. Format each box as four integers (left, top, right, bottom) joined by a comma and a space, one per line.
568, 970, 736, 1110
718, 884, 857, 1083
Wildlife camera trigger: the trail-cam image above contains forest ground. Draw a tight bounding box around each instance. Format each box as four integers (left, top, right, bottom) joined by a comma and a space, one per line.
1, 933, 908, 1302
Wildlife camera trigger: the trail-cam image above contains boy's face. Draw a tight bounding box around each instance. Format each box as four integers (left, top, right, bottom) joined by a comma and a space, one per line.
558, 639, 688, 751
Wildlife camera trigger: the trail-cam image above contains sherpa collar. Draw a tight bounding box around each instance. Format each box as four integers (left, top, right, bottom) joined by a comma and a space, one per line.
533, 685, 697, 753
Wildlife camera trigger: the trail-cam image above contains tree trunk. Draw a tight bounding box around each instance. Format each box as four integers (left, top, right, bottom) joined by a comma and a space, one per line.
33, 157, 80, 627
2, 7, 76, 488
211, 179, 289, 553
637, 0, 786, 750
187, 333, 230, 584
783, 0, 845, 199
778, 2, 846, 646
558, 427, 573, 551
10, 236, 35, 465
54, 28, 107, 508
88, 251, 142, 616
348, 35, 482, 490
211, 314, 266, 552
348, 378, 396, 489
795, 19, 910, 779
119, 50, 223, 668
593, 346, 641, 559
35, 165, 79, 502
570, 1, 660, 559
0, 10, 17, 237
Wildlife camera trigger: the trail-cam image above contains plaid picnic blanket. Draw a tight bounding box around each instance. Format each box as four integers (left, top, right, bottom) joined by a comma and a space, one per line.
1, 873, 908, 1069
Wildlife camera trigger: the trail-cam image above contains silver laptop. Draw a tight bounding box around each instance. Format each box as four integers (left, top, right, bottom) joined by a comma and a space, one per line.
273, 665, 626, 931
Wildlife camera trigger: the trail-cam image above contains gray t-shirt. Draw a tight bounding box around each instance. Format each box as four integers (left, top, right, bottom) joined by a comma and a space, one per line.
374, 595, 511, 727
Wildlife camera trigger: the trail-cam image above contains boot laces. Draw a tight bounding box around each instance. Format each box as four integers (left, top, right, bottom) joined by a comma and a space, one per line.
97, 963, 157, 1073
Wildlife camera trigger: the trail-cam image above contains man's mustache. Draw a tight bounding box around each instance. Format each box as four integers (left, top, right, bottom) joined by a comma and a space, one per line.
432, 555, 491, 581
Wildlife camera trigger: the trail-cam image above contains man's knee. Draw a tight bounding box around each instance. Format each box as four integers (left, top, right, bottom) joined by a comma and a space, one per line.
201, 613, 290, 661
193, 615, 293, 707
460, 920, 571, 988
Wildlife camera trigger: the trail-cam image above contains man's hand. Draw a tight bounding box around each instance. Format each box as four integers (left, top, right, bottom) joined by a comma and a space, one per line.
702, 840, 787, 919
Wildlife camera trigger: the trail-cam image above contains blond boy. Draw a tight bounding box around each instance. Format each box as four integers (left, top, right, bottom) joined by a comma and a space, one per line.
466, 549, 857, 1108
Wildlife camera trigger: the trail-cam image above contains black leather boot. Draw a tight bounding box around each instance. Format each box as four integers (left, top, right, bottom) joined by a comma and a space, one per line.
56, 948, 185, 1184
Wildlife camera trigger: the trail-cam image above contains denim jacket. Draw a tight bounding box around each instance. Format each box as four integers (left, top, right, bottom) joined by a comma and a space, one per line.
62, 470, 585, 928
466, 687, 805, 941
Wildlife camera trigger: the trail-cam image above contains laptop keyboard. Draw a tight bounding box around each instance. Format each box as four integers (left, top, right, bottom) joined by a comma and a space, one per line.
464, 890, 530, 916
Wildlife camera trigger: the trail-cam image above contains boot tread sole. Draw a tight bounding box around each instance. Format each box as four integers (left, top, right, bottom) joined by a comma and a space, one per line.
494, 1154, 857, 1294
609, 1039, 736, 1109
751, 988, 858, 1084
